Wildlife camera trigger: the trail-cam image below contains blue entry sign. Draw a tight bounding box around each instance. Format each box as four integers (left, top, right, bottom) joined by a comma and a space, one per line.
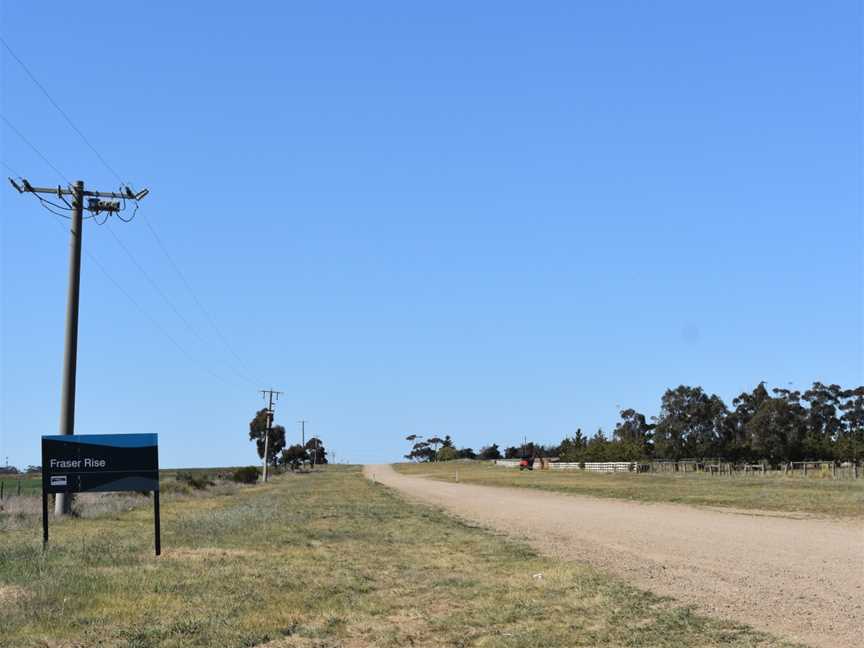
40, 433, 162, 555
42, 434, 159, 494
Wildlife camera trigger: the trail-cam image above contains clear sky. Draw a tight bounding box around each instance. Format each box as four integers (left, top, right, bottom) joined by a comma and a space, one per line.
1, 1, 861, 468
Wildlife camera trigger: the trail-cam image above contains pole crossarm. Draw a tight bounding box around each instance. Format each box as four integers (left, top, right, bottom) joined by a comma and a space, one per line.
9, 177, 149, 201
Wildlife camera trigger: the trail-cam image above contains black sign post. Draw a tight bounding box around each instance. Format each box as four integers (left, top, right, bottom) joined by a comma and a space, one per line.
41, 433, 160, 555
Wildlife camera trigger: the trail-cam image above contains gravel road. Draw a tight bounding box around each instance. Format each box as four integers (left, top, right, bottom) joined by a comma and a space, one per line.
365, 464, 863, 648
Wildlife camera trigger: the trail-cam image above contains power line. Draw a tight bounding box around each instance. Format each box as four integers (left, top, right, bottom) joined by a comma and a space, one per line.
141, 212, 259, 382
1, 114, 71, 184
4, 43, 263, 390
32, 196, 73, 219
1, 37, 125, 185
1, 160, 23, 177
8, 174, 254, 390
103, 222, 257, 387
3, 39, 261, 387
104, 223, 204, 340
2, 128, 84, 220
84, 245, 233, 387
39, 208, 233, 387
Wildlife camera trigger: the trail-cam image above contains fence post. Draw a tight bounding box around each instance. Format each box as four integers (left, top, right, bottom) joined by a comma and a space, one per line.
17, 480, 21, 496
803, 463, 807, 477
0, 481, 4, 500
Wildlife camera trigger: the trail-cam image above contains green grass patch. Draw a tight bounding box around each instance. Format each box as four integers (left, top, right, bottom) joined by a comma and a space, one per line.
0, 466, 796, 647
0, 476, 41, 497
395, 461, 864, 517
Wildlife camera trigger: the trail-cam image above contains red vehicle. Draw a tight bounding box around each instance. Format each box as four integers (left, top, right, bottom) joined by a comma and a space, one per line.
519, 457, 535, 471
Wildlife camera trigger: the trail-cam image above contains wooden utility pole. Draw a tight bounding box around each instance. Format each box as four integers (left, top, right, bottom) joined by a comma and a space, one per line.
259, 389, 283, 481
8, 178, 148, 515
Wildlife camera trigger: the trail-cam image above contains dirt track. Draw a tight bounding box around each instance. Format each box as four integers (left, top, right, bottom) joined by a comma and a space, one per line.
365, 464, 863, 648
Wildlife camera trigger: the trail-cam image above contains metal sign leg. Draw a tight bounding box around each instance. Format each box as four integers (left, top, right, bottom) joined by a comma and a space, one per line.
42, 491, 49, 549
154, 491, 161, 556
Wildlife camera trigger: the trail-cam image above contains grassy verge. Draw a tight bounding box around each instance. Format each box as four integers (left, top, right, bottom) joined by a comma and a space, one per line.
0, 466, 795, 647
394, 461, 864, 518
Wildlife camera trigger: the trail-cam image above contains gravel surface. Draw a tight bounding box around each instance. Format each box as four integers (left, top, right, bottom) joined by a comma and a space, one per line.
366, 464, 864, 648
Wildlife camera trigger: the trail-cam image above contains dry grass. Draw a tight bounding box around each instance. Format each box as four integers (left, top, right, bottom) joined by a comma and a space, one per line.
394, 461, 864, 517
0, 466, 797, 647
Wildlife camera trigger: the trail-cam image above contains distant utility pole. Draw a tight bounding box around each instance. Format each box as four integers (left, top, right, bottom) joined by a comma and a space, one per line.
300, 422, 319, 466
259, 388, 283, 482
9, 179, 148, 515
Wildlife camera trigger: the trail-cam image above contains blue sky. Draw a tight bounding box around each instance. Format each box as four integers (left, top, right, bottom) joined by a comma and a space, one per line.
1, 1, 861, 468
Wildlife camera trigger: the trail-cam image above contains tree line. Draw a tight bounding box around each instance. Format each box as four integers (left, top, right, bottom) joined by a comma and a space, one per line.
405, 382, 864, 465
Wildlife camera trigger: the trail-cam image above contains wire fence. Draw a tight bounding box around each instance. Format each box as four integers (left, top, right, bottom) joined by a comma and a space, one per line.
0, 477, 42, 499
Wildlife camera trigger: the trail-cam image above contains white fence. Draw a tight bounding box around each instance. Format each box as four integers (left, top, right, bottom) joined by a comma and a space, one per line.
494, 460, 521, 468
549, 462, 581, 470
494, 459, 637, 473
580, 462, 636, 473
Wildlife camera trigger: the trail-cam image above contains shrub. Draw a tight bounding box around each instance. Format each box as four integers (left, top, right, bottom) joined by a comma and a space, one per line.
160, 480, 191, 495
437, 446, 459, 462
232, 466, 260, 484
176, 471, 214, 490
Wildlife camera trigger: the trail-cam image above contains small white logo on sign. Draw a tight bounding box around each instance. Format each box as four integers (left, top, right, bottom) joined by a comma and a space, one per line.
50, 475, 67, 486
